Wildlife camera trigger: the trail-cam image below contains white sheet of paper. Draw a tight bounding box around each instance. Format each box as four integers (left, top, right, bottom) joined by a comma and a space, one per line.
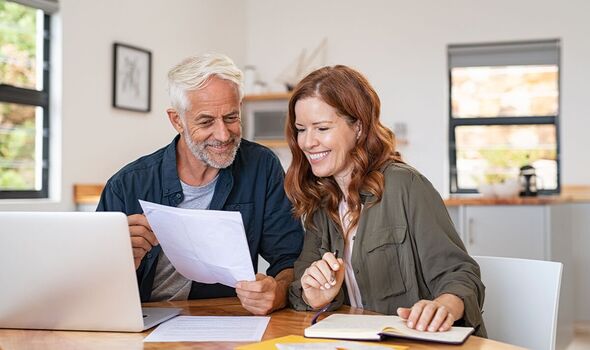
143, 316, 270, 342
139, 200, 255, 287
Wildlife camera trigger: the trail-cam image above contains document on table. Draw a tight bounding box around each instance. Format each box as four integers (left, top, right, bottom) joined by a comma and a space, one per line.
143, 316, 270, 342
139, 200, 255, 287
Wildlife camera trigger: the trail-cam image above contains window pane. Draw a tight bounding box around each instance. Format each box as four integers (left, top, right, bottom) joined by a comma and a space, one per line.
0, 102, 42, 190
455, 124, 557, 190
0, 1, 42, 90
451, 65, 558, 118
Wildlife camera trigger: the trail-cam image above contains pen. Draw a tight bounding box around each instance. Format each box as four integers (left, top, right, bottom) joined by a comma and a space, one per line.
329, 250, 340, 285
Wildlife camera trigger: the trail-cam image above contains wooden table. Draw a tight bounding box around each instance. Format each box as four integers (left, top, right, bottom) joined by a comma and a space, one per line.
0, 297, 524, 350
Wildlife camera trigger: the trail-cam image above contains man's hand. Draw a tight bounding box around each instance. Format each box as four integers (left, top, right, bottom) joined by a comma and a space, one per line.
235, 269, 293, 315
127, 214, 158, 269
397, 293, 465, 332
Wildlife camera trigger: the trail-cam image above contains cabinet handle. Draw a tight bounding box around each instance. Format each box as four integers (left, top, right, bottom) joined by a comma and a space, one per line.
468, 218, 475, 245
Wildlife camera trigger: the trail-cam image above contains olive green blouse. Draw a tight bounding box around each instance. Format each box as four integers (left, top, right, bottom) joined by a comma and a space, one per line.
288, 163, 487, 337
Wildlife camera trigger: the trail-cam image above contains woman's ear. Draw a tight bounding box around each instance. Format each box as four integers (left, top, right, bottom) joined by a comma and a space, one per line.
355, 122, 362, 140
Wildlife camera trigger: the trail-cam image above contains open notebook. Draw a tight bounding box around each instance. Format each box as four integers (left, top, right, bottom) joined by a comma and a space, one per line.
305, 314, 474, 345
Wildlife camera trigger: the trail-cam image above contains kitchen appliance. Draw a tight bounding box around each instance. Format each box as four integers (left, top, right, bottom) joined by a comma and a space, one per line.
519, 164, 538, 197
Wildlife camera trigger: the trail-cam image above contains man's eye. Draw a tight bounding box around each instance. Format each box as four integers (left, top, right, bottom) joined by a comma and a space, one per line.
224, 116, 239, 123
318, 127, 329, 131
198, 120, 214, 126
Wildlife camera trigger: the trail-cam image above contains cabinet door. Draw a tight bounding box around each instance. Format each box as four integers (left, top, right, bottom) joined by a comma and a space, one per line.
463, 205, 546, 260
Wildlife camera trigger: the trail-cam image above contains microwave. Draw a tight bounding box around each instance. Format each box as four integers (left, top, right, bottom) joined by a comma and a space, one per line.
243, 97, 289, 141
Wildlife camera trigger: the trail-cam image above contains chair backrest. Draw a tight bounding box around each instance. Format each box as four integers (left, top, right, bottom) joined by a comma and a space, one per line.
473, 256, 562, 350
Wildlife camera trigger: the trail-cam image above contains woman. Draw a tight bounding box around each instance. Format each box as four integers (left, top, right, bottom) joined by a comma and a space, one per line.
285, 65, 486, 337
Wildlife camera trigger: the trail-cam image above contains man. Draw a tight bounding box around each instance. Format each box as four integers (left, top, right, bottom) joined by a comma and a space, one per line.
97, 53, 303, 315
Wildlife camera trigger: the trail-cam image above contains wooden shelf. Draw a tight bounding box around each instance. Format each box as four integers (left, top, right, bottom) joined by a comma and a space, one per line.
256, 139, 288, 148
74, 184, 104, 204
244, 92, 291, 102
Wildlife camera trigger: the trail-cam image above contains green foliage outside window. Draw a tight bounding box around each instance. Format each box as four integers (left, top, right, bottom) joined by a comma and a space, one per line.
0, 0, 39, 190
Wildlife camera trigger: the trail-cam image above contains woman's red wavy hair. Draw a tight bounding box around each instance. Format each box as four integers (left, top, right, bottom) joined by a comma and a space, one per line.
284, 65, 404, 233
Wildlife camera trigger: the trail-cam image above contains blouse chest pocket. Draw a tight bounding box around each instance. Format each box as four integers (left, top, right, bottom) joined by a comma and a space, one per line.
363, 226, 408, 299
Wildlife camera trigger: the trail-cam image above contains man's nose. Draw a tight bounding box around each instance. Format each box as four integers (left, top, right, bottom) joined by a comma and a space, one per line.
213, 119, 230, 142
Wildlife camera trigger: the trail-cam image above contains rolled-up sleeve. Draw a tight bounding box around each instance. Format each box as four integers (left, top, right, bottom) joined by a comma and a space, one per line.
408, 173, 486, 336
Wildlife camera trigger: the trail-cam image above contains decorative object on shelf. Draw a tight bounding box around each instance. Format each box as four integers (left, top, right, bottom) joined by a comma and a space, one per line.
112, 42, 152, 112
277, 38, 327, 91
519, 164, 538, 196
393, 122, 408, 146
243, 65, 257, 94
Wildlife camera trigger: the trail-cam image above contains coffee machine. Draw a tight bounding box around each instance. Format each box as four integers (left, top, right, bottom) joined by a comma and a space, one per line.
519, 164, 538, 197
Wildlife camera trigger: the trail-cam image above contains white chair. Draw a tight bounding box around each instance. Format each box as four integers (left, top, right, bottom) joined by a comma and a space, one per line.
474, 256, 563, 350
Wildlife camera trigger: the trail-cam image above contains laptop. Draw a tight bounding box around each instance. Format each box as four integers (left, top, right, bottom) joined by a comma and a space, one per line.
0, 211, 181, 332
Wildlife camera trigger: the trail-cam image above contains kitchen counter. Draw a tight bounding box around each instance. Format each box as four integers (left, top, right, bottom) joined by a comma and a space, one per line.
444, 185, 590, 206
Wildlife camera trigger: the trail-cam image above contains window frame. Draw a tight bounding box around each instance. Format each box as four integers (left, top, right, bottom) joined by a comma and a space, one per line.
0, 10, 51, 199
447, 40, 561, 195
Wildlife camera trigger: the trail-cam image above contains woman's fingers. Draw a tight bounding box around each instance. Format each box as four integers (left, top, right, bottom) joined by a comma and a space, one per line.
415, 302, 437, 331
322, 252, 341, 271
303, 261, 335, 290
427, 305, 449, 332
301, 270, 322, 289
313, 260, 337, 287
439, 313, 455, 332
396, 307, 411, 320
404, 300, 455, 332
406, 300, 426, 329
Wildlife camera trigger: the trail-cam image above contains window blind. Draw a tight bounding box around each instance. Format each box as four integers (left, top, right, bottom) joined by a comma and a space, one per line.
448, 39, 560, 68
8, 0, 58, 13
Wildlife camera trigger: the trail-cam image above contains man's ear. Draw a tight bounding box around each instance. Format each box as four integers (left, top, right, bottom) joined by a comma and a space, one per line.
167, 108, 184, 134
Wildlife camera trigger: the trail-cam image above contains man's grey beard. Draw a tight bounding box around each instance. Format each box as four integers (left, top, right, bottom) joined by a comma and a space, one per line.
183, 129, 241, 169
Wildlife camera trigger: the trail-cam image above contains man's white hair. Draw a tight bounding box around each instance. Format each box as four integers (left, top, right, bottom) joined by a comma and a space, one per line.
167, 53, 244, 114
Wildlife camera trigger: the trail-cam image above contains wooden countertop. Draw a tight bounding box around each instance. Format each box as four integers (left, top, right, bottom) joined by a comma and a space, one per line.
444, 185, 590, 206
74, 184, 590, 206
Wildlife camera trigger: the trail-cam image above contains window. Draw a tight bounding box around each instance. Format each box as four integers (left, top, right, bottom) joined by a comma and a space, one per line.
0, 0, 57, 199
448, 40, 560, 194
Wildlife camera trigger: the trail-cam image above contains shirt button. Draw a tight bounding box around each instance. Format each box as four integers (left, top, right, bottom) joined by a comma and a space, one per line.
175, 193, 181, 199
147, 253, 152, 258
355, 269, 360, 274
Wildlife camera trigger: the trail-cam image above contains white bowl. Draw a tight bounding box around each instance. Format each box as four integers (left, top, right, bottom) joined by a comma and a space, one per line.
493, 179, 520, 198
478, 183, 496, 198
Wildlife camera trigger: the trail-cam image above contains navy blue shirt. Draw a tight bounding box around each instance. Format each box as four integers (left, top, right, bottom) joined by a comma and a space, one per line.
97, 136, 304, 302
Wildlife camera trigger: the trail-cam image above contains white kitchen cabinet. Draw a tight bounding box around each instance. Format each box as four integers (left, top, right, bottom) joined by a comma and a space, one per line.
446, 203, 574, 349
458, 205, 546, 259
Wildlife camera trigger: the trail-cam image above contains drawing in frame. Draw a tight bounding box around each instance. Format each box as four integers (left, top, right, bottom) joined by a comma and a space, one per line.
112, 42, 152, 112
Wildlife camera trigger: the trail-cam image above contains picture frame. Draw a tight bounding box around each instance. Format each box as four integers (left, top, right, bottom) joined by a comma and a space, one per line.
112, 42, 152, 112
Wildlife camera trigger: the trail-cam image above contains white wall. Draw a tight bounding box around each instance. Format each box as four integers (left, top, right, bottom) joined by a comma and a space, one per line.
0, 0, 247, 211
2, 0, 589, 206
244, 0, 590, 194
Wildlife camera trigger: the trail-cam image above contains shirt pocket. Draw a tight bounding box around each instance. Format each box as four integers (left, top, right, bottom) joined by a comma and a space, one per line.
364, 226, 408, 299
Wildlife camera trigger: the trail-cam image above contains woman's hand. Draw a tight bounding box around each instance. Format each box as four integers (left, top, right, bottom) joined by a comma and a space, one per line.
397, 293, 465, 332
301, 252, 345, 309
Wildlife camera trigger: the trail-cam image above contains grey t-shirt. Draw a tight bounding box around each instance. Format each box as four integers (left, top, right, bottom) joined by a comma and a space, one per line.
150, 175, 218, 301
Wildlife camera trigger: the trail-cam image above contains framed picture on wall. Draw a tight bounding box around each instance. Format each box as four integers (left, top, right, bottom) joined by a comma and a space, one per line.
112, 42, 152, 112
